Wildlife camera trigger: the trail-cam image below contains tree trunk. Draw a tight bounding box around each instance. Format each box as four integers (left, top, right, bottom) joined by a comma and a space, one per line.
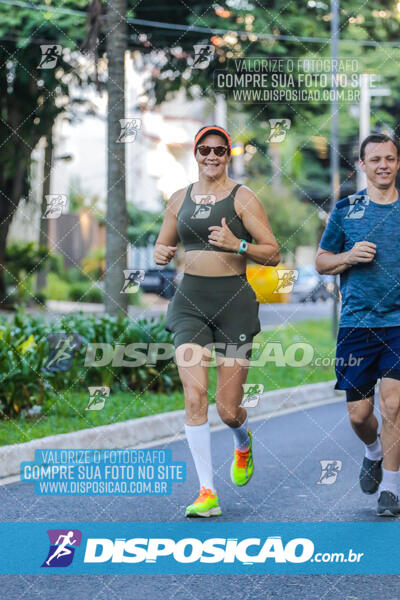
104, 0, 128, 317
0, 154, 28, 306
36, 133, 53, 292
0, 198, 12, 305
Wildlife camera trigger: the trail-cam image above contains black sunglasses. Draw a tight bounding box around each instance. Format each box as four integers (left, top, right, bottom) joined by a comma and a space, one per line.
196, 145, 228, 157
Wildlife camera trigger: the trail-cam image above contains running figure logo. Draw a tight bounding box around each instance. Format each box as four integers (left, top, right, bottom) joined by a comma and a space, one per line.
43, 333, 82, 373
345, 194, 369, 220
274, 269, 298, 294
86, 386, 110, 411
116, 118, 141, 143
191, 205, 212, 219
240, 383, 264, 407
38, 44, 62, 69
317, 460, 342, 485
42, 529, 82, 568
192, 45, 215, 69
191, 194, 216, 219
268, 119, 291, 143
43, 195, 67, 219
194, 194, 216, 206
121, 269, 145, 293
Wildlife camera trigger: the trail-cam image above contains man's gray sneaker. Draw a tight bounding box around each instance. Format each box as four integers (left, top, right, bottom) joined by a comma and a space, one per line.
377, 491, 400, 517
359, 456, 383, 494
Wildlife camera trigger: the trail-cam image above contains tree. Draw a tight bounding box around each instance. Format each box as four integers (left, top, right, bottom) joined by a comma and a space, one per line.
3, 0, 400, 307
0, 0, 203, 307
36, 131, 53, 292
104, 0, 128, 316
147, 2, 400, 207
0, 0, 90, 305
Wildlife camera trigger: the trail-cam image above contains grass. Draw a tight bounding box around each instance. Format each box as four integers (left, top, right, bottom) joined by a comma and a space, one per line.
0, 319, 336, 446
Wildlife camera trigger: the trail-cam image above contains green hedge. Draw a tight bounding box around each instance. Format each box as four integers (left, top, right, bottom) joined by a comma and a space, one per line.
0, 309, 178, 419
68, 282, 104, 303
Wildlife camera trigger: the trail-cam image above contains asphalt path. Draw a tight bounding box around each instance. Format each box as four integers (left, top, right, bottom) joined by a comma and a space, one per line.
258, 299, 332, 329
0, 299, 333, 330
1, 400, 399, 599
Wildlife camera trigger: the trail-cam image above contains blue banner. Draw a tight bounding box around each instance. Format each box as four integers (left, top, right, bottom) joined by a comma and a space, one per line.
0, 522, 399, 574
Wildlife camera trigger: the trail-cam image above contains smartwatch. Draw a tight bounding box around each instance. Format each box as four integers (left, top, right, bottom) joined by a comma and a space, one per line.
235, 239, 249, 255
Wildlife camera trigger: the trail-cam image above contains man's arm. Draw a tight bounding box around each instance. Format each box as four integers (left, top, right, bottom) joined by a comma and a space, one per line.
316, 241, 377, 275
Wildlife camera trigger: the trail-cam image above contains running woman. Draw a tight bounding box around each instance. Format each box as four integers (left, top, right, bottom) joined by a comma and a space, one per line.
316, 133, 400, 516
154, 125, 280, 517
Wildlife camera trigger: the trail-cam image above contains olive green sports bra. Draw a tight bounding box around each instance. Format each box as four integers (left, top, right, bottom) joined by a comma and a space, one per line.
176, 183, 252, 253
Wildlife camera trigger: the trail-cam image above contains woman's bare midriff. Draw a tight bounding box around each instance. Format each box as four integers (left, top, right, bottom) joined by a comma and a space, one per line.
183, 250, 247, 276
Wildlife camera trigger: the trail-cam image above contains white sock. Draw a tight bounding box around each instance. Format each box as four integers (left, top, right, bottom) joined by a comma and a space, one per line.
365, 436, 382, 461
184, 422, 214, 491
379, 468, 400, 497
229, 415, 250, 451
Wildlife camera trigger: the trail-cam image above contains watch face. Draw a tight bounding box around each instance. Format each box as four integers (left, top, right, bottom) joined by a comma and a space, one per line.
241, 240, 248, 251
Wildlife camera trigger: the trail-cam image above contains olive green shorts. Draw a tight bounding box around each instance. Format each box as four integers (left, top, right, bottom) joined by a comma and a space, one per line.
165, 273, 261, 359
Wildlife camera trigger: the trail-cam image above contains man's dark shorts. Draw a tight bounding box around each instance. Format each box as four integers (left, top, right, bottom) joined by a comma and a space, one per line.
335, 326, 400, 402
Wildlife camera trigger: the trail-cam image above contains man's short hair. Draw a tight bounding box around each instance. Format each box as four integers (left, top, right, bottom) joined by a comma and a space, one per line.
360, 133, 400, 161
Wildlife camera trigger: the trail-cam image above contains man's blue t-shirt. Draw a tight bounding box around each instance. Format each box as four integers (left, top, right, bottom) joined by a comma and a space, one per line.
319, 188, 400, 327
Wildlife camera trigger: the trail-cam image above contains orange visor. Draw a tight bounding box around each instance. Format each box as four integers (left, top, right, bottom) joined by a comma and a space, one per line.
194, 126, 232, 155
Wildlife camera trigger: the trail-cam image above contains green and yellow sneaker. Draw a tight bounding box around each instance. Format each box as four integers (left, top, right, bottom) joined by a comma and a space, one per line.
230, 429, 254, 486
185, 486, 222, 517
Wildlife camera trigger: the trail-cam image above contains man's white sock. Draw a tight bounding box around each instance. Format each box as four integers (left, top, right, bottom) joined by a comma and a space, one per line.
229, 415, 250, 451
184, 422, 214, 491
379, 468, 400, 497
365, 436, 382, 461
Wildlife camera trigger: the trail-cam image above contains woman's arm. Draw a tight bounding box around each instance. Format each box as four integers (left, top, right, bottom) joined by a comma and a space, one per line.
153, 189, 184, 266
235, 187, 280, 266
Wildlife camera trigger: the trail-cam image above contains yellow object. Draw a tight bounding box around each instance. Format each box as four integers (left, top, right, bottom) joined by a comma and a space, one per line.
16, 334, 37, 355
231, 143, 244, 156
246, 264, 292, 304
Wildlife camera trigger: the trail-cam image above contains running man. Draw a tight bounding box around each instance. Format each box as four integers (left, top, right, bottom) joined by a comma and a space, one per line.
46, 531, 77, 565
154, 125, 280, 517
316, 133, 400, 516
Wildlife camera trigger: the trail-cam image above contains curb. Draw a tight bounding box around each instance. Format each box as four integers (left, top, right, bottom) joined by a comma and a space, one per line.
0, 380, 341, 478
